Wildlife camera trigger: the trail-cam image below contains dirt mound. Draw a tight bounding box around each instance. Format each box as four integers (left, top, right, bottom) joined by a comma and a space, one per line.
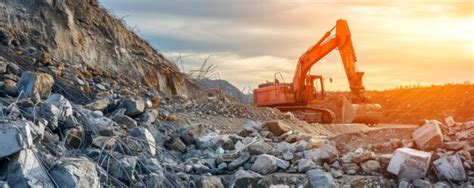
0, 0, 199, 100
367, 84, 474, 124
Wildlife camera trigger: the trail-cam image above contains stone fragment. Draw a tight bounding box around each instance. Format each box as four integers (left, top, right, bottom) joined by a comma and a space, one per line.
297, 159, 317, 172
352, 148, 375, 164
303, 143, 339, 163
92, 136, 117, 149
138, 109, 158, 124
17, 71, 54, 102
306, 169, 336, 188
444, 116, 455, 126
167, 114, 177, 121
44, 94, 73, 117
6, 149, 54, 187
306, 138, 325, 149
108, 155, 137, 182
170, 137, 187, 152
444, 141, 464, 151
0, 58, 7, 73
412, 179, 432, 188
50, 157, 100, 188
432, 182, 450, 188
248, 139, 272, 155
113, 114, 137, 128
122, 98, 145, 116
433, 154, 466, 181
7, 62, 20, 75
282, 152, 294, 160
85, 99, 109, 111
129, 127, 156, 156
251, 154, 278, 175
361, 160, 382, 174
387, 148, 432, 180
342, 163, 359, 175
264, 121, 289, 136
213, 135, 235, 150
229, 170, 266, 188
0, 121, 34, 158
199, 176, 224, 188
228, 152, 250, 170
412, 120, 443, 150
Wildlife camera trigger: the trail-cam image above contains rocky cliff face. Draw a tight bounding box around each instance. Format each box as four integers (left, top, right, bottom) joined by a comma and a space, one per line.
0, 0, 197, 100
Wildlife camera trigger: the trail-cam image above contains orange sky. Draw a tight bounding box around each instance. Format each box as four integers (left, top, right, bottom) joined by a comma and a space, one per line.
102, 0, 473, 91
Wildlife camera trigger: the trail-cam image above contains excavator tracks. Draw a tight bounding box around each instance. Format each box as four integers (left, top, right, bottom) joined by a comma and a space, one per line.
276, 106, 336, 124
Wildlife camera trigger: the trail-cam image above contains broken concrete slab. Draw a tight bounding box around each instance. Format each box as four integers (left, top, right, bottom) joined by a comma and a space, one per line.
122, 98, 145, 116
247, 139, 272, 155
433, 154, 466, 181
264, 121, 289, 136
444, 116, 455, 127
297, 159, 317, 172
306, 169, 336, 188
6, 149, 54, 188
137, 109, 158, 124
412, 120, 443, 150
251, 154, 278, 175
387, 148, 432, 180
228, 152, 250, 170
17, 71, 54, 102
213, 135, 235, 150
50, 157, 100, 188
128, 127, 156, 156
170, 137, 187, 152
44, 94, 73, 117
0, 121, 34, 158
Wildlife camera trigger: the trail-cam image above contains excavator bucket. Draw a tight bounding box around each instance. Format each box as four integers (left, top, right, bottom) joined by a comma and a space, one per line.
342, 97, 383, 125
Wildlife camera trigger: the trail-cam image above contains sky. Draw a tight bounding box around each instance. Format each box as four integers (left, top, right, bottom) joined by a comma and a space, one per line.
100, 0, 474, 91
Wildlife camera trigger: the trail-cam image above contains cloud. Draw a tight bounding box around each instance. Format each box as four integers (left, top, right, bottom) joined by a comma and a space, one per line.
100, 0, 474, 91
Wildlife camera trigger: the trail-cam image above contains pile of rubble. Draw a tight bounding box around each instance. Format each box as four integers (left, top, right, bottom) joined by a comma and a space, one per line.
0, 72, 473, 187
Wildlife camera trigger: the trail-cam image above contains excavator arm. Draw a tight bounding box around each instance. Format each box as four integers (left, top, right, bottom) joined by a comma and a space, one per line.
293, 19, 367, 103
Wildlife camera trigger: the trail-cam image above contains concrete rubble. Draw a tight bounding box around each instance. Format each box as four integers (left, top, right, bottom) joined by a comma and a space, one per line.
0, 0, 472, 186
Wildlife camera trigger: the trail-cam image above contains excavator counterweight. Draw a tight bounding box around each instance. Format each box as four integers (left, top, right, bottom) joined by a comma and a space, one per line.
253, 19, 383, 124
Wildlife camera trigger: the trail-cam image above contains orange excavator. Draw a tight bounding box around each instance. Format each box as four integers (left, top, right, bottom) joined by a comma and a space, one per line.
253, 19, 382, 124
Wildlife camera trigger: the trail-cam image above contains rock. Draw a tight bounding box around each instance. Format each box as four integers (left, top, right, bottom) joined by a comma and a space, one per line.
85, 99, 109, 111
44, 94, 73, 117
444, 116, 455, 126
217, 163, 227, 170
379, 154, 393, 165
213, 135, 235, 150
6, 149, 54, 187
297, 159, 317, 172
248, 139, 272, 155
306, 169, 336, 188
433, 154, 466, 181
7, 62, 20, 75
199, 176, 224, 188
274, 157, 290, 170
229, 170, 266, 188
129, 127, 156, 156
50, 157, 100, 188
342, 163, 359, 175
108, 155, 138, 182
264, 121, 289, 136
0, 121, 34, 158
398, 180, 411, 188
251, 154, 278, 175
113, 114, 137, 128
432, 182, 450, 188
412, 179, 432, 188
138, 109, 158, 124
167, 114, 178, 121
0, 181, 8, 188
361, 160, 382, 174
170, 137, 187, 152
352, 148, 375, 164
228, 152, 250, 170
306, 138, 325, 149
122, 98, 145, 116
444, 141, 464, 151
387, 148, 432, 180
303, 142, 339, 163
282, 152, 294, 160
0, 59, 7, 73
92, 136, 117, 149
17, 71, 54, 102
412, 120, 443, 151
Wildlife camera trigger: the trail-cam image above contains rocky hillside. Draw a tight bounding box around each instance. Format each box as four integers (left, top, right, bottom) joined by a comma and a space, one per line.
0, 0, 198, 102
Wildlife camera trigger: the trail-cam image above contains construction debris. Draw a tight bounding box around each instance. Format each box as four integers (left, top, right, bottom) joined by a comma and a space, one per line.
387, 148, 432, 180
17, 71, 54, 102
412, 120, 444, 150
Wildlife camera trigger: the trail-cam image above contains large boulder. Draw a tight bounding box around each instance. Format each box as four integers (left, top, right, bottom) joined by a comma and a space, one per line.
128, 127, 157, 156
251, 154, 278, 175
6, 149, 54, 187
306, 169, 336, 188
433, 154, 466, 181
412, 120, 443, 151
229, 170, 267, 188
50, 157, 100, 188
17, 71, 54, 102
122, 98, 145, 116
0, 121, 34, 158
387, 148, 432, 180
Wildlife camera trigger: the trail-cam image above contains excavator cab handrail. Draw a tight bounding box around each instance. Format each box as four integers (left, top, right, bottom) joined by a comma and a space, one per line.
274, 72, 286, 84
